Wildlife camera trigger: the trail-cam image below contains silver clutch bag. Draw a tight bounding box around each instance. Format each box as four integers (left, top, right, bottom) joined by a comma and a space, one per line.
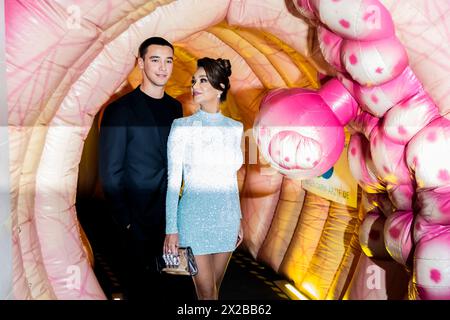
157, 246, 198, 276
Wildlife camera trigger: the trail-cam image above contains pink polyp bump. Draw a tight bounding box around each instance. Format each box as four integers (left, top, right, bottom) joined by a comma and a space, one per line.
341, 37, 408, 86
317, 0, 395, 41
319, 78, 358, 125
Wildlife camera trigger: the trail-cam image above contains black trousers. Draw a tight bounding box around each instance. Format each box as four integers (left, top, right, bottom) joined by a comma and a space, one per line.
118, 224, 197, 301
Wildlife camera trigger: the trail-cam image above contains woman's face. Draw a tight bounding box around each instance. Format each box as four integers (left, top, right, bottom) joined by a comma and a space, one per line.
191, 67, 221, 105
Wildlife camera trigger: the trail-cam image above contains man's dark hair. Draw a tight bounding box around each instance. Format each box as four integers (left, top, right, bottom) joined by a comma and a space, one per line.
139, 37, 174, 58
197, 57, 232, 102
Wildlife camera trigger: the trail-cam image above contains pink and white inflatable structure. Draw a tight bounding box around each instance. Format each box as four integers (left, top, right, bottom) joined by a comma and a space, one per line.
2, 0, 450, 300
255, 0, 450, 299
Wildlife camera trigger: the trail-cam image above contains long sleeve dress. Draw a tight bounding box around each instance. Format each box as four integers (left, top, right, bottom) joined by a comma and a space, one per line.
165, 108, 243, 255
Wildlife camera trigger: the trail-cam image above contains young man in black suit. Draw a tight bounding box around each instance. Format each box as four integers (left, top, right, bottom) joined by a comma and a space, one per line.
99, 37, 193, 300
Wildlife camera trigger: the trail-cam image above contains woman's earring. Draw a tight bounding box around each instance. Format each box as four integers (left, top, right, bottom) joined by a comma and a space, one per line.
217, 93, 221, 98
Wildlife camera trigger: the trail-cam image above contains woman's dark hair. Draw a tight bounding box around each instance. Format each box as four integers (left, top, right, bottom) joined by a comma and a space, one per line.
139, 37, 174, 58
197, 57, 232, 102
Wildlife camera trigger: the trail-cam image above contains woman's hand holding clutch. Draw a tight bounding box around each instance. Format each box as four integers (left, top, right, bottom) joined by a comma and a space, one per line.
163, 233, 180, 266
236, 222, 244, 249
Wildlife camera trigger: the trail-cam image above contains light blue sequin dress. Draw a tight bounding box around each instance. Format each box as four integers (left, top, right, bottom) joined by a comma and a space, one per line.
165, 109, 243, 255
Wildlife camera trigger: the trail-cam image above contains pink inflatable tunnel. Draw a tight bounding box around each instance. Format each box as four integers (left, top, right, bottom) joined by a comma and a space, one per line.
2, 0, 450, 300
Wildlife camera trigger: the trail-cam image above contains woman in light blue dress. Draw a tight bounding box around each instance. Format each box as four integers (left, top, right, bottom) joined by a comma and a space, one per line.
163, 57, 244, 300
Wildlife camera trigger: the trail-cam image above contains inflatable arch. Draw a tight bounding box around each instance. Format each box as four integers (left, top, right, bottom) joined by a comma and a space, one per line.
2, 0, 450, 299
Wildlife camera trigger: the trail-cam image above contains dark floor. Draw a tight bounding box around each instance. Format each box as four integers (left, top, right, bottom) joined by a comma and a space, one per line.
220, 251, 289, 300
76, 197, 289, 300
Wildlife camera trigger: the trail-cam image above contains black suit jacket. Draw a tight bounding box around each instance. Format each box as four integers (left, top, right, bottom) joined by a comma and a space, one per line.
99, 87, 182, 240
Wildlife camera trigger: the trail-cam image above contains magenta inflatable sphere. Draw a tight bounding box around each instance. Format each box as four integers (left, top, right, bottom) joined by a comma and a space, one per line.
253, 87, 345, 179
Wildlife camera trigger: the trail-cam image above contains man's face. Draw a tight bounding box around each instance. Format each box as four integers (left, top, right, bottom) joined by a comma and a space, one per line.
138, 44, 174, 87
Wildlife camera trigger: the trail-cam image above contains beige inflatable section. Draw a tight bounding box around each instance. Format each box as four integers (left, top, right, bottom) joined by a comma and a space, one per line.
257, 178, 305, 273
6, 0, 449, 299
